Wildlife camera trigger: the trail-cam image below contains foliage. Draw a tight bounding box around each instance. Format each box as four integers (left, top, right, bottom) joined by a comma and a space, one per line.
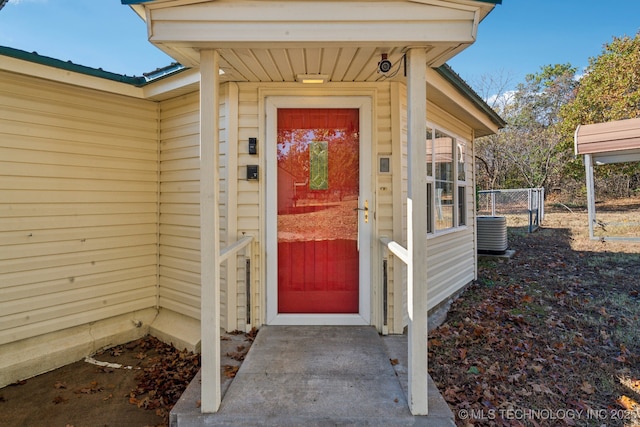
475, 33, 640, 200
475, 64, 578, 190
559, 32, 640, 195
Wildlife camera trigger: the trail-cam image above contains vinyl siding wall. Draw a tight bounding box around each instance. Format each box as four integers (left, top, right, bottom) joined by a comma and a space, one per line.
159, 83, 242, 330
0, 70, 159, 347
397, 83, 477, 330
0, 69, 481, 360
157, 85, 234, 330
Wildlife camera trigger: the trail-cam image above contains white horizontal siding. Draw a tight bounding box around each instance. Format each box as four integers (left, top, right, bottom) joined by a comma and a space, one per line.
158, 86, 231, 328
0, 70, 159, 346
158, 92, 202, 321
236, 84, 261, 327
397, 82, 477, 329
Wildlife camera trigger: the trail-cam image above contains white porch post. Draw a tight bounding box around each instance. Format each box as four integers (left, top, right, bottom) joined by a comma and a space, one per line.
584, 153, 596, 239
199, 49, 222, 413
406, 47, 429, 415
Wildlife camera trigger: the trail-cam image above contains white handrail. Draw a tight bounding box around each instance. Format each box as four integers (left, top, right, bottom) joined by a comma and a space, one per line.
379, 236, 409, 265
220, 235, 253, 264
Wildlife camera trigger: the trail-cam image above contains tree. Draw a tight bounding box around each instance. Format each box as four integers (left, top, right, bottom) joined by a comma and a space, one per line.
474, 64, 578, 190
471, 70, 517, 190
559, 33, 640, 195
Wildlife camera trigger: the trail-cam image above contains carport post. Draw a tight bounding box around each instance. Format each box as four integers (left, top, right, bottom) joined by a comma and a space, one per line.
584, 153, 596, 239
199, 49, 222, 413
406, 47, 429, 416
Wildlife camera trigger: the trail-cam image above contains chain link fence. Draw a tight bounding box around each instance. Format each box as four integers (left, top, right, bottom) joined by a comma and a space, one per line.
477, 188, 545, 232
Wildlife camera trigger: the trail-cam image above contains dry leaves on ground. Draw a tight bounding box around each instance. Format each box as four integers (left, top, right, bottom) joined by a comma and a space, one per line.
429, 203, 640, 427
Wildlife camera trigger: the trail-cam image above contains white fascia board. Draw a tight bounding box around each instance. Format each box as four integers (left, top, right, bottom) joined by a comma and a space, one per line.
147, 1, 477, 45
142, 67, 200, 99
150, 21, 476, 46
0, 56, 144, 98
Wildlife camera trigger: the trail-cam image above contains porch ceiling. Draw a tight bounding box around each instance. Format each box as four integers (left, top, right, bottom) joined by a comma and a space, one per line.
131, 0, 497, 83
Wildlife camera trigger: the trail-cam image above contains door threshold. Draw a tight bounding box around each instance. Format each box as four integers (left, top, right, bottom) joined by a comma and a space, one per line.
268, 313, 368, 326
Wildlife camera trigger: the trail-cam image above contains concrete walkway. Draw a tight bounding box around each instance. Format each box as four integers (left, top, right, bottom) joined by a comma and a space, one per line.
170, 326, 455, 426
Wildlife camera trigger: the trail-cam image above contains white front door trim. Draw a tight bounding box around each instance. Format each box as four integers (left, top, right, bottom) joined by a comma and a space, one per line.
265, 95, 373, 325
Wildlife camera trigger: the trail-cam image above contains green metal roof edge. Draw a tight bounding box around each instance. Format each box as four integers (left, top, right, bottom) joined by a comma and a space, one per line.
0, 48, 504, 129
0, 45, 147, 86
436, 63, 506, 129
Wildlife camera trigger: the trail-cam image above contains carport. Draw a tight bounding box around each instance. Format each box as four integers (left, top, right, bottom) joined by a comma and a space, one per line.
574, 117, 640, 241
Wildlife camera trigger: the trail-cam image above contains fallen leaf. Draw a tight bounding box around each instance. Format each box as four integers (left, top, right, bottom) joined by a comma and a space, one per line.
530, 383, 556, 395
389, 358, 399, 366
223, 365, 239, 378
54, 381, 67, 389
580, 381, 595, 395
617, 395, 640, 410
458, 348, 468, 360
52, 395, 68, 405
555, 384, 568, 395
530, 364, 544, 373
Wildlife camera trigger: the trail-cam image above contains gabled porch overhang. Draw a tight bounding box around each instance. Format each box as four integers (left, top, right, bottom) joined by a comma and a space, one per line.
125, 0, 500, 417
129, 0, 496, 82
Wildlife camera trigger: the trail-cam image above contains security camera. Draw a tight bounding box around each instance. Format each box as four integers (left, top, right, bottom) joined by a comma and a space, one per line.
378, 53, 392, 74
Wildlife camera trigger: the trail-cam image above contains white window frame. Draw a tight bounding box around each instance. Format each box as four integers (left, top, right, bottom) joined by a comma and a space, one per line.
425, 124, 469, 236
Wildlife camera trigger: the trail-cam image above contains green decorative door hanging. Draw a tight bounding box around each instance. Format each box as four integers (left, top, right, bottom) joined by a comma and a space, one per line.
309, 141, 328, 190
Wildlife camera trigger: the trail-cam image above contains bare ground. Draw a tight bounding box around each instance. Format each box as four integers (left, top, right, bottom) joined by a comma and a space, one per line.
429, 198, 640, 426
1, 199, 638, 427
0, 331, 254, 427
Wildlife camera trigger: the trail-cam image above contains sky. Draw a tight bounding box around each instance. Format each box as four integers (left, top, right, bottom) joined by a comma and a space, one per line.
449, 0, 640, 92
1, 0, 640, 92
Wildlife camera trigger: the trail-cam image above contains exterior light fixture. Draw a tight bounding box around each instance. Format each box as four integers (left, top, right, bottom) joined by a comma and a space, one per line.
296, 74, 328, 84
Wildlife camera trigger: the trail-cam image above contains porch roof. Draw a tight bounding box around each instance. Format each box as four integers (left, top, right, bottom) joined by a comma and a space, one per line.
122, 0, 500, 82
0, 44, 504, 134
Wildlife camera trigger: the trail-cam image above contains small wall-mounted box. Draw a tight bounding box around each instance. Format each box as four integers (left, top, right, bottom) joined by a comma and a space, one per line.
378, 156, 391, 174
248, 137, 258, 155
247, 165, 259, 180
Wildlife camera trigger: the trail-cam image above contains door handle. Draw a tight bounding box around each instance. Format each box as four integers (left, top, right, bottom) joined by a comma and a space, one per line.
354, 200, 369, 223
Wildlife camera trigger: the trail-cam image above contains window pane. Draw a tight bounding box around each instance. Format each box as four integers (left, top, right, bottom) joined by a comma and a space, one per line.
458, 185, 466, 226
435, 131, 454, 230
426, 128, 433, 177
427, 183, 434, 233
435, 181, 453, 230
434, 131, 453, 183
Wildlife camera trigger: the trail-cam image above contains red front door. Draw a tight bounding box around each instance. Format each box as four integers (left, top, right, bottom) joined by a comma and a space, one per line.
277, 108, 360, 313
